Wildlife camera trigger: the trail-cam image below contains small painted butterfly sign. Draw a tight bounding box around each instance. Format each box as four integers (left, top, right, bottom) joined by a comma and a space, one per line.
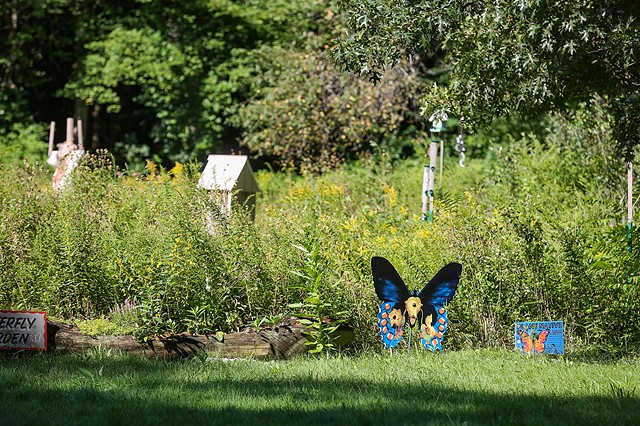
515, 321, 564, 355
371, 257, 462, 352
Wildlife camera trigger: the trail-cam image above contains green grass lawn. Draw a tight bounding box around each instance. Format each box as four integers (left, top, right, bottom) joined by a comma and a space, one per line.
1, 349, 638, 425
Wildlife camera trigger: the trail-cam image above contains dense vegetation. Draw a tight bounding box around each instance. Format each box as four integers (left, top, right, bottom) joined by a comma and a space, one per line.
335, 0, 640, 157
1, 103, 638, 353
0, 0, 424, 172
1, 1, 639, 356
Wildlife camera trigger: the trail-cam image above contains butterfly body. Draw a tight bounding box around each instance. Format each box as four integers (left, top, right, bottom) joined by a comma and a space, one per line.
372, 257, 461, 351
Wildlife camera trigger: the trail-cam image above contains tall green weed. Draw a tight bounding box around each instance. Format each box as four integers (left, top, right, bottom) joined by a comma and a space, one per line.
1, 104, 638, 353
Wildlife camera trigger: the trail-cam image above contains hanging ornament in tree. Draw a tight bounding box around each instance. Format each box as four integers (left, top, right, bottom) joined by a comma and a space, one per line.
454, 133, 466, 167
454, 117, 466, 168
422, 109, 448, 222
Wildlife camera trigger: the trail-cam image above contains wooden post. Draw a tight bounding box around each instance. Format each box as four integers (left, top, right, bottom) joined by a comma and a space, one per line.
77, 119, 84, 151
66, 117, 74, 144
48, 121, 55, 156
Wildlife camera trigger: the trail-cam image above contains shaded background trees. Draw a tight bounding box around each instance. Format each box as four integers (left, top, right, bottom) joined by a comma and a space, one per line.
0, 0, 427, 171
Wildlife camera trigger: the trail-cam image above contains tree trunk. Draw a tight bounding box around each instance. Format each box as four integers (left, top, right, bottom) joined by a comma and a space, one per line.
45, 319, 313, 360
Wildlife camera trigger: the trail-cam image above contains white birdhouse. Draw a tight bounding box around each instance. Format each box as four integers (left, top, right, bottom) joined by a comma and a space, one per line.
198, 155, 260, 221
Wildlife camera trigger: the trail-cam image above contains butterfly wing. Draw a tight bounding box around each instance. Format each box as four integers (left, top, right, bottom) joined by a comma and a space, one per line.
418, 263, 462, 306
371, 257, 411, 349
534, 329, 550, 353
517, 330, 535, 353
372, 257, 412, 306
417, 263, 462, 351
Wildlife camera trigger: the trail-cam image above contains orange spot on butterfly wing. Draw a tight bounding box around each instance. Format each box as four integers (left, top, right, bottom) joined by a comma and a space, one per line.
438, 307, 445, 314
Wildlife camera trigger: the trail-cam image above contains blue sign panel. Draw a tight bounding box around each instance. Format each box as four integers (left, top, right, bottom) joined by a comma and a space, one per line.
515, 321, 564, 355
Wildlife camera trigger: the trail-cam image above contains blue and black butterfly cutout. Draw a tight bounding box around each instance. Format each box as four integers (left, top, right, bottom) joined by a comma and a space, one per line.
371, 257, 462, 352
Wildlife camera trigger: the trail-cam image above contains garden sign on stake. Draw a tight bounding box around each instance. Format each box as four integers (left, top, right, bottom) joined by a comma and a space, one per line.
0, 311, 47, 351
372, 257, 461, 353
514, 321, 564, 355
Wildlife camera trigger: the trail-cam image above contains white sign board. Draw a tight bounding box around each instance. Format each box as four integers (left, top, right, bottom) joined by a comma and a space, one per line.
0, 311, 47, 351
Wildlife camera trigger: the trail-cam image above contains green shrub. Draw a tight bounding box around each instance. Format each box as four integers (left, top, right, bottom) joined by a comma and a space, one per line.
0, 123, 47, 165
1, 104, 638, 353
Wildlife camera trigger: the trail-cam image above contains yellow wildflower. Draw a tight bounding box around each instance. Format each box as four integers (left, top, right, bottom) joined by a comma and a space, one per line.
170, 162, 185, 178
383, 185, 398, 206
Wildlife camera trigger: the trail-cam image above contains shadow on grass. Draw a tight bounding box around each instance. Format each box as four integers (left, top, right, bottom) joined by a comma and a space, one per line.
0, 354, 638, 426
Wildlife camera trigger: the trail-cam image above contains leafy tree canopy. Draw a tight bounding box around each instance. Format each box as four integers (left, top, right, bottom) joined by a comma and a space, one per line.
1, 0, 332, 167
234, 45, 425, 174
334, 0, 640, 158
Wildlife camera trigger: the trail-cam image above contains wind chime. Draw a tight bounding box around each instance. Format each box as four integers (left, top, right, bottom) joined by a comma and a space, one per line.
454, 117, 466, 168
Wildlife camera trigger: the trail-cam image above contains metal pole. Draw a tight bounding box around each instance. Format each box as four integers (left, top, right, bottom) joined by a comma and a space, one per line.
427, 137, 438, 222
628, 159, 633, 254
421, 163, 429, 220
439, 139, 444, 189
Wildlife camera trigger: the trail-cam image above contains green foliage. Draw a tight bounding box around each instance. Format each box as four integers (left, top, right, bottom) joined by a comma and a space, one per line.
438, 102, 638, 351
0, 152, 294, 337
1, 0, 349, 167
334, 0, 640, 154
1, 103, 639, 353
236, 46, 424, 174
76, 318, 120, 336
288, 236, 347, 354
612, 95, 640, 160
67, 27, 190, 113
0, 123, 47, 165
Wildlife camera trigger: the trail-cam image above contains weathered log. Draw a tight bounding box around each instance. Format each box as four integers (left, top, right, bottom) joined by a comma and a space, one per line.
45, 320, 314, 360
